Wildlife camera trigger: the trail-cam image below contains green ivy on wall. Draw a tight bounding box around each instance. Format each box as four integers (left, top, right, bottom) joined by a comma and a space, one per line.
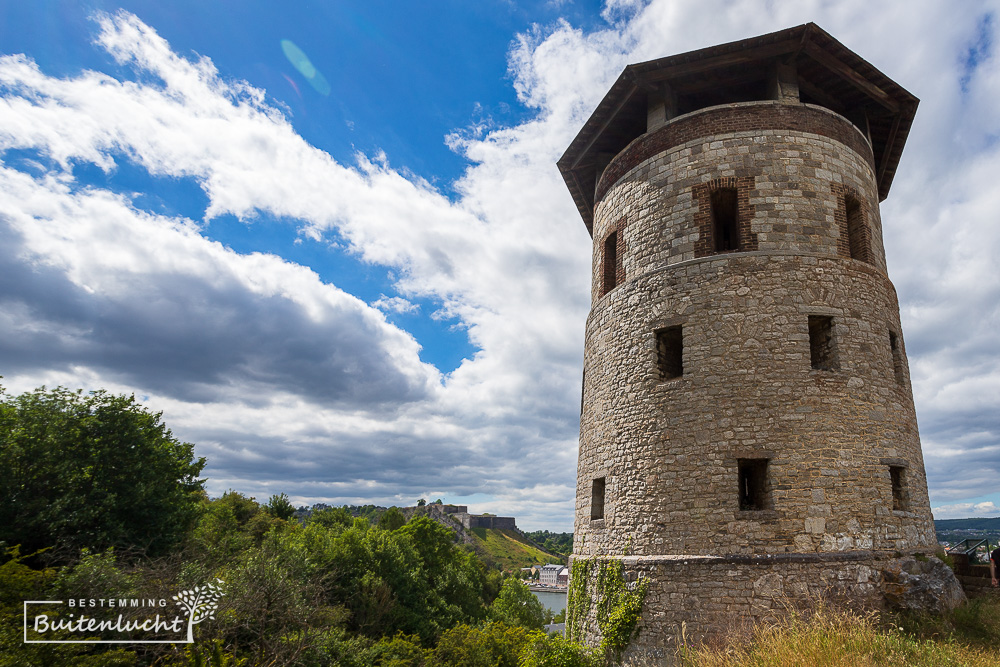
566, 556, 648, 663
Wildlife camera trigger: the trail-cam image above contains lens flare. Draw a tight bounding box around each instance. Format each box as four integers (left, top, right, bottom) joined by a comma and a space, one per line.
280, 39, 331, 96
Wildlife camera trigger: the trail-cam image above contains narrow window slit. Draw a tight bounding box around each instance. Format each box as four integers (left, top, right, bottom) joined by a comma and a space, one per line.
845, 195, 868, 262
711, 188, 739, 252
591, 477, 606, 520
656, 326, 683, 380
738, 459, 769, 511
602, 232, 618, 295
889, 466, 907, 511
808, 316, 839, 371
889, 331, 904, 386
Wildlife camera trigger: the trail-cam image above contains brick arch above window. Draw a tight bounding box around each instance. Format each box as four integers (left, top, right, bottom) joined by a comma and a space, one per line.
599, 218, 627, 297
832, 184, 872, 264
693, 177, 758, 258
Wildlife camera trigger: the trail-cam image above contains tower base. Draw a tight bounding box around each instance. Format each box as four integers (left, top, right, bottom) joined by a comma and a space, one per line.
568, 551, 964, 661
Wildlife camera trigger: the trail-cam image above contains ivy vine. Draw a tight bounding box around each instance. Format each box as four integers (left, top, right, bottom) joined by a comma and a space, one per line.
566, 556, 648, 663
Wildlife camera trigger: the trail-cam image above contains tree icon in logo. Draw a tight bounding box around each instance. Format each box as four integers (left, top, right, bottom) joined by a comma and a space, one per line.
173, 579, 225, 643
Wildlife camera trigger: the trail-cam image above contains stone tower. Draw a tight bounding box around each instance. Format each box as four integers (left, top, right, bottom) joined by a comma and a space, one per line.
558, 24, 939, 652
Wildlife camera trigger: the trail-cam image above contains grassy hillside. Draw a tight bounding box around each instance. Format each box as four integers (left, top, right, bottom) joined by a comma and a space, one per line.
469, 528, 563, 571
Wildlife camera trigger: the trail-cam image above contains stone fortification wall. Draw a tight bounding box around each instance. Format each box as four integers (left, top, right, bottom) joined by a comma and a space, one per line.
458, 514, 518, 531
573, 99, 939, 645
589, 102, 887, 305
571, 552, 896, 659
577, 102, 934, 558
577, 253, 934, 556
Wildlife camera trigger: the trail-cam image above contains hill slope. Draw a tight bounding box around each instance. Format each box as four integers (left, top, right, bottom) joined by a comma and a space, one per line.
468, 527, 563, 570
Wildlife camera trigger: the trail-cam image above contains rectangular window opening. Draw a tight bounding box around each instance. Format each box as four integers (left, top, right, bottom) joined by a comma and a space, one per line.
656, 325, 683, 380
889, 465, 908, 511
808, 315, 839, 371
738, 459, 769, 511
845, 196, 868, 262
602, 232, 618, 294
889, 331, 905, 386
711, 188, 739, 252
591, 477, 606, 520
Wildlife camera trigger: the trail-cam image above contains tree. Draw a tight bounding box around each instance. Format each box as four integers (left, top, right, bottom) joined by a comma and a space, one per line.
417, 499, 427, 506
264, 493, 296, 521
488, 579, 546, 630
377, 506, 407, 532
0, 385, 206, 559
309, 505, 353, 530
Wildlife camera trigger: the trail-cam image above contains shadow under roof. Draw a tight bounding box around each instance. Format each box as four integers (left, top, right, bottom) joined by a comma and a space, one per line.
558, 23, 919, 234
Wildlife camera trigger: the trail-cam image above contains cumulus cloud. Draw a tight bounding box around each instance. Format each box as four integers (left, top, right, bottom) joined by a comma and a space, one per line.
0, 2, 998, 529
931, 501, 1000, 520
373, 296, 420, 314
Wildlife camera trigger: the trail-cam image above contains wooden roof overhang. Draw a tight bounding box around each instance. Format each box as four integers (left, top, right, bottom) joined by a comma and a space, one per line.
557, 23, 919, 235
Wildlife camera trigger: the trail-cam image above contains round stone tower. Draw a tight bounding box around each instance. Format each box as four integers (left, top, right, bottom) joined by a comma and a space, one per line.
558, 24, 939, 652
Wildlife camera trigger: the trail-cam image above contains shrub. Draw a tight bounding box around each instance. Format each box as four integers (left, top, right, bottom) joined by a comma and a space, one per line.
429, 622, 529, 667
519, 632, 600, 667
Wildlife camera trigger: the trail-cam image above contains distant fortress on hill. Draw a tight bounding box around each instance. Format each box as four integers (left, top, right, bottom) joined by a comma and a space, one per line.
421, 503, 518, 531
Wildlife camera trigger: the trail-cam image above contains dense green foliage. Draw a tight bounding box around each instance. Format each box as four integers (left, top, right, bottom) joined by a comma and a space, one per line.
0, 385, 205, 559
489, 579, 547, 630
525, 531, 573, 558
1, 488, 596, 666
566, 557, 648, 663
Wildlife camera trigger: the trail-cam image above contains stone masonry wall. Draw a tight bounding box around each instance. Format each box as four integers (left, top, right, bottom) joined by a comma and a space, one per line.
588, 102, 888, 305
577, 102, 933, 558
458, 514, 518, 531
577, 253, 934, 557
573, 100, 936, 647
571, 552, 905, 660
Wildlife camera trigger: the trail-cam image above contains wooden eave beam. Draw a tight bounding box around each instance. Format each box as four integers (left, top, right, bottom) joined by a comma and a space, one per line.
568, 169, 595, 235
877, 112, 902, 185
569, 83, 640, 170
638, 39, 802, 84
800, 42, 900, 113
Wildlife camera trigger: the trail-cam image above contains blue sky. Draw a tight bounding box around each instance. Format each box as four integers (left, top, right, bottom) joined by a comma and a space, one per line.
0, 0, 998, 531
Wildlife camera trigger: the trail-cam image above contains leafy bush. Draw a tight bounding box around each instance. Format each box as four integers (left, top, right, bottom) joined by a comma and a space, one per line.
429, 622, 530, 667
519, 632, 600, 667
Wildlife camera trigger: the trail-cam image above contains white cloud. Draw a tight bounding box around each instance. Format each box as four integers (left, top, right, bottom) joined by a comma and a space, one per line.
373, 296, 420, 314
932, 501, 1000, 520
1, 2, 998, 530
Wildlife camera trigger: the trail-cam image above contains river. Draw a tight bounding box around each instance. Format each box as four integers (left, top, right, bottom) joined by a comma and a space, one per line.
531, 589, 567, 614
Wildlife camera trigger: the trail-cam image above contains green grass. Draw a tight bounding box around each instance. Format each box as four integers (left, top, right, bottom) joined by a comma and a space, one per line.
469, 528, 563, 571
